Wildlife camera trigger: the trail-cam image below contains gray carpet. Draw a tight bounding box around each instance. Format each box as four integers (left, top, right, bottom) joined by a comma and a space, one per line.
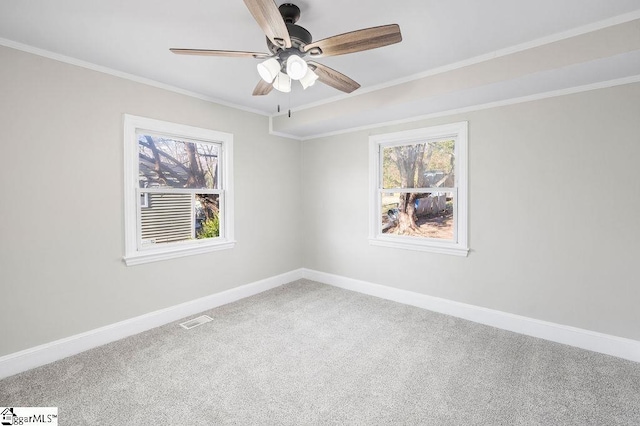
1, 280, 639, 425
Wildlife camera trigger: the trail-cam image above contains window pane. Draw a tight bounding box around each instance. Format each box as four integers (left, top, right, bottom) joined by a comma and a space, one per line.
194, 194, 220, 240
140, 192, 220, 246
382, 140, 455, 189
138, 134, 219, 190
381, 192, 454, 240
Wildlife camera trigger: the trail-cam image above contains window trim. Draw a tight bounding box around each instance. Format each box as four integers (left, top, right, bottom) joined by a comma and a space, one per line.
368, 121, 469, 256
123, 114, 235, 266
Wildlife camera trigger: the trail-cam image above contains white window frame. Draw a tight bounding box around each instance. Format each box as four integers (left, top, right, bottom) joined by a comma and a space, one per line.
369, 121, 468, 256
123, 114, 235, 266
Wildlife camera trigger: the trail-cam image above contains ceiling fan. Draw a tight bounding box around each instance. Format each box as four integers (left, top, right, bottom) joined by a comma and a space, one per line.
170, 0, 402, 96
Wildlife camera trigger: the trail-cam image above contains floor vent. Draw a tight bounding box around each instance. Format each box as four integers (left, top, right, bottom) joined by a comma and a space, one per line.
179, 315, 213, 330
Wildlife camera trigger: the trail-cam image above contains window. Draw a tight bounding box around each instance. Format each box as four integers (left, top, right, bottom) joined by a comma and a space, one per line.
369, 122, 468, 256
123, 115, 234, 265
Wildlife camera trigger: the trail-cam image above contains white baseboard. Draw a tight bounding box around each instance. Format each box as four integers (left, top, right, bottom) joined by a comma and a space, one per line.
301, 268, 640, 363
3, 267, 637, 379
0, 269, 305, 379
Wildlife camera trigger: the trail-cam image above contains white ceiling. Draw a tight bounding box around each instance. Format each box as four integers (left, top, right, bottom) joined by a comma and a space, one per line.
1, 1, 639, 138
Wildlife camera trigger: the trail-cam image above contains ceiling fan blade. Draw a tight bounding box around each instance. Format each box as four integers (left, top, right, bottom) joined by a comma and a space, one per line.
252, 79, 274, 96
307, 61, 360, 94
303, 24, 402, 57
170, 48, 271, 59
243, 0, 292, 49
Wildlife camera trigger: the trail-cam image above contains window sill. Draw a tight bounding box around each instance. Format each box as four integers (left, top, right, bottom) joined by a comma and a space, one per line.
369, 236, 468, 257
123, 240, 236, 266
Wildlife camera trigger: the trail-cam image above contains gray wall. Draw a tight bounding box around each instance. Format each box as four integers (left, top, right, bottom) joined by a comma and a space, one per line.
301, 83, 640, 341
0, 46, 302, 356
2, 44, 638, 358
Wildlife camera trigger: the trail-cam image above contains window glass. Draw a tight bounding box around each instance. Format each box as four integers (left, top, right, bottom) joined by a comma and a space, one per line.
138, 135, 219, 189
382, 140, 455, 189
139, 193, 220, 246
381, 191, 454, 240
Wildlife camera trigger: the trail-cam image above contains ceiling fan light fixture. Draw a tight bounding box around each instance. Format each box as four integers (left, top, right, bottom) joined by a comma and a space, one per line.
286, 55, 308, 80
272, 72, 292, 93
257, 58, 281, 83
299, 68, 319, 89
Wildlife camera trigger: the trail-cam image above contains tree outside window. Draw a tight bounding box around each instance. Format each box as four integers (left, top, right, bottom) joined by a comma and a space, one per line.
382, 140, 455, 238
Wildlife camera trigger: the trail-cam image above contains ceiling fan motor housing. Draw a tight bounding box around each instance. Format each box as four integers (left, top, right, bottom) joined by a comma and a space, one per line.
267, 3, 312, 55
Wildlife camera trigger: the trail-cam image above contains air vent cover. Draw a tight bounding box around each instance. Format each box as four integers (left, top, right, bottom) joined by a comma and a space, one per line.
180, 315, 213, 330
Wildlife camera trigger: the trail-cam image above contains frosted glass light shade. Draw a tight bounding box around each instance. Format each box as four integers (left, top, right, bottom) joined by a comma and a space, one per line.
257, 58, 280, 83
299, 68, 319, 89
286, 55, 308, 80
272, 72, 291, 93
